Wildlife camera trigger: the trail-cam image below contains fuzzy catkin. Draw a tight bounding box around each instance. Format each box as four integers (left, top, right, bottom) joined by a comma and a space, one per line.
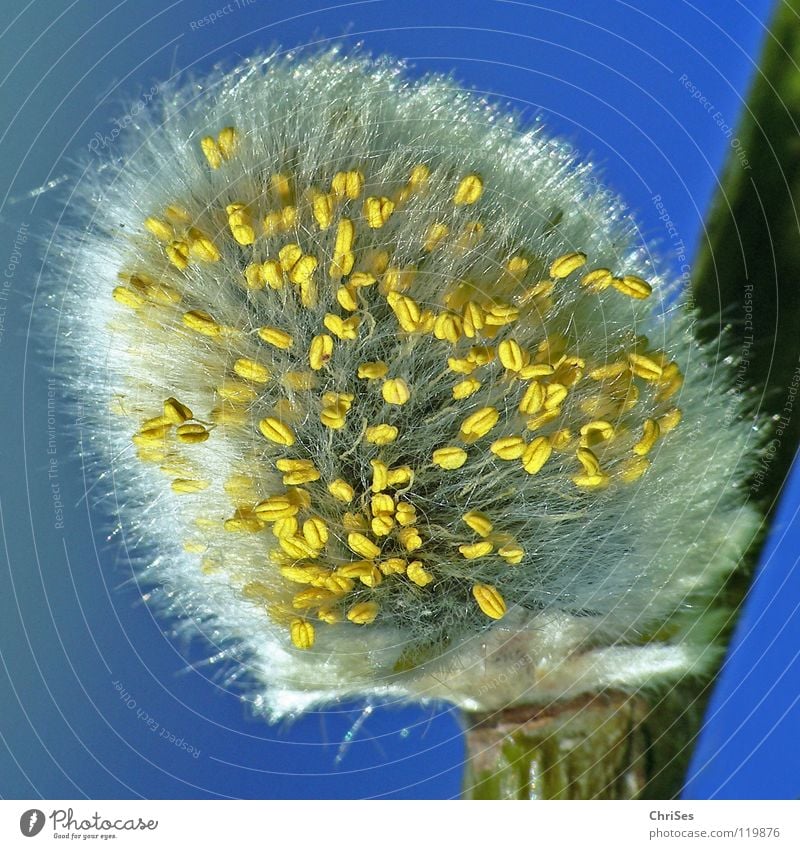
57, 48, 760, 719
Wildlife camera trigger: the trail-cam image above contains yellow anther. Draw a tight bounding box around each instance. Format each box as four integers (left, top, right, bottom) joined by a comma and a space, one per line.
619, 456, 650, 483
447, 357, 478, 375
544, 383, 568, 410
490, 435, 527, 460
258, 417, 295, 446
576, 446, 602, 476
182, 540, 207, 554
462, 301, 485, 338
658, 407, 683, 433
357, 361, 388, 380
518, 364, 554, 380
223, 474, 255, 497
572, 472, 610, 490
218, 381, 257, 402
312, 192, 334, 229
467, 346, 494, 366
432, 446, 468, 470
363, 196, 395, 228
580, 420, 615, 446
526, 408, 562, 432
320, 408, 347, 430
387, 292, 421, 331
423, 222, 449, 251
243, 263, 265, 289
380, 265, 417, 294
551, 428, 573, 450
434, 312, 463, 343
505, 255, 529, 277
337, 562, 375, 581
226, 203, 255, 246
187, 230, 220, 262
498, 543, 524, 565
170, 478, 209, 494
472, 584, 506, 619
293, 587, 337, 609
302, 517, 329, 550
371, 514, 395, 536
347, 601, 379, 625
462, 510, 493, 538
163, 397, 193, 423
259, 259, 283, 290
317, 606, 342, 625
407, 561, 434, 587
589, 361, 628, 381
281, 371, 316, 392
224, 515, 263, 533
580, 268, 613, 291
365, 424, 399, 445
453, 173, 483, 206
634, 418, 661, 456
200, 136, 222, 169
233, 358, 269, 384
328, 478, 354, 503
112, 286, 146, 309
309, 334, 334, 370
612, 274, 652, 299
370, 459, 389, 493
521, 436, 552, 475
182, 309, 221, 337
271, 172, 293, 203
176, 423, 209, 444
628, 352, 663, 381
289, 619, 315, 650
519, 382, 545, 415
379, 557, 407, 576
387, 466, 414, 488
272, 516, 299, 539
484, 303, 520, 327
395, 502, 417, 527
459, 540, 493, 559
287, 253, 318, 286
144, 217, 173, 242
336, 285, 359, 311
287, 488, 312, 510
163, 204, 190, 224
323, 313, 361, 341
324, 573, 355, 594
321, 392, 353, 412
382, 378, 410, 406
166, 240, 190, 270
332, 215, 355, 256
347, 532, 381, 560
216, 126, 237, 160
331, 170, 364, 199
459, 406, 500, 441
348, 271, 376, 288
397, 527, 422, 551
281, 534, 320, 559
550, 251, 587, 279
257, 326, 293, 350
452, 377, 481, 400
254, 496, 298, 522
276, 459, 320, 486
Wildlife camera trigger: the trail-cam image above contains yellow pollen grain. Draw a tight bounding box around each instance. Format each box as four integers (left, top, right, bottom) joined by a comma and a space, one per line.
459, 540, 493, 559
357, 361, 388, 380
371, 514, 395, 536
407, 561, 434, 587
452, 377, 481, 400
519, 382, 545, 415
347, 601, 379, 625
490, 435, 526, 461
175, 423, 209, 444
498, 543, 524, 565
365, 424, 398, 445
387, 466, 413, 487
472, 584, 506, 619
336, 285, 359, 312
397, 527, 422, 551
289, 619, 315, 650
634, 419, 661, 456
628, 352, 664, 381
453, 174, 483, 206
432, 446, 468, 470
163, 397, 193, 423
182, 309, 221, 337
462, 510, 493, 538
382, 378, 410, 406
309, 334, 334, 370
312, 192, 334, 229
363, 196, 395, 228
258, 326, 294, 349
331, 170, 364, 199
459, 406, 500, 441
521, 436, 552, 475
323, 313, 360, 341
171, 478, 209, 494
395, 502, 416, 527
348, 533, 381, 560
544, 383, 568, 410
328, 478, 354, 503
303, 517, 329, 549
434, 312, 463, 343
258, 417, 295, 446
550, 251, 587, 279
612, 274, 652, 299
462, 302, 485, 338
233, 358, 270, 384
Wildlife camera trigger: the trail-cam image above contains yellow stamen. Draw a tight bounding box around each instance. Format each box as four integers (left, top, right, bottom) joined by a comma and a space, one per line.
357, 361, 388, 380
521, 437, 552, 475
519, 382, 545, 415
348, 532, 381, 559
498, 339, 525, 372
379, 558, 407, 576
233, 358, 270, 384
407, 561, 434, 587
432, 446, 468, 470
323, 313, 361, 341
459, 540, 493, 559
163, 397, 193, 424
612, 274, 652, 299
258, 326, 294, 349
382, 378, 410, 405
434, 312, 462, 343
331, 170, 364, 199
371, 460, 389, 493
459, 406, 500, 441
580, 268, 613, 291
490, 435, 526, 460
144, 217, 172, 242
633, 419, 660, 456
258, 417, 295, 446
453, 174, 483, 206
452, 377, 481, 400
363, 196, 395, 228
347, 601, 379, 625
182, 309, 221, 337
303, 517, 329, 549
397, 527, 422, 551
290, 619, 315, 650
365, 424, 399, 445
472, 584, 506, 619
550, 251, 587, 279
328, 478, 355, 503
498, 543, 524, 565
309, 334, 334, 370
462, 510, 493, 537
628, 352, 663, 381
171, 479, 209, 494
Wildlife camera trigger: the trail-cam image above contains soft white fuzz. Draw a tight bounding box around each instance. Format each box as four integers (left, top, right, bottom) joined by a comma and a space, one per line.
56, 48, 760, 718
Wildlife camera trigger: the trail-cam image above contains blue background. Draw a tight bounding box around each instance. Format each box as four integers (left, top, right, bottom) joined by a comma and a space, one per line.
1, 0, 797, 799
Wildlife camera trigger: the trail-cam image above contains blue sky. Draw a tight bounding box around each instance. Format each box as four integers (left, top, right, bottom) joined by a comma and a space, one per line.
1, 0, 797, 799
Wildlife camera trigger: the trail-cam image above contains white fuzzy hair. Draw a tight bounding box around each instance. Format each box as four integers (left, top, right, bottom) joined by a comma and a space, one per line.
52, 47, 761, 719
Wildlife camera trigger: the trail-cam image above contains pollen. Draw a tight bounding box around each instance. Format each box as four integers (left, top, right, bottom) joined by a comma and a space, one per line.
382, 378, 410, 405
290, 619, 315, 650
365, 424, 399, 445
347, 601, 379, 625
459, 540, 493, 559
490, 436, 526, 461
432, 446, 468, 470
258, 417, 296, 446
233, 358, 270, 384
472, 584, 506, 619
258, 326, 294, 349
407, 561, 434, 587
462, 510, 493, 537
309, 334, 334, 370
453, 174, 483, 205
459, 406, 500, 441
328, 478, 355, 503
549, 251, 587, 279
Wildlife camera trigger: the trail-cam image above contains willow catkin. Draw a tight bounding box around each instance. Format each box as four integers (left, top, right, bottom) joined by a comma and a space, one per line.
57, 48, 760, 719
